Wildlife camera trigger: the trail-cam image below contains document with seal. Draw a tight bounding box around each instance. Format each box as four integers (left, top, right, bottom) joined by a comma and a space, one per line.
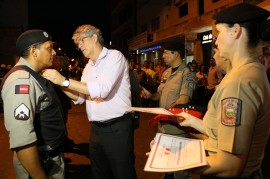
144, 133, 207, 172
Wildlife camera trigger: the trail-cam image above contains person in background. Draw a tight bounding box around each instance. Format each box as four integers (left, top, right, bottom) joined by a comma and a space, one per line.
0, 29, 67, 178
135, 63, 147, 87
190, 60, 198, 74
42, 24, 136, 179
50, 51, 73, 150
259, 46, 270, 80
142, 39, 197, 179
155, 59, 167, 86
259, 45, 270, 178
135, 63, 149, 107
203, 57, 223, 106
194, 64, 207, 105
129, 60, 136, 71
0, 64, 8, 78
142, 61, 149, 72
176, 3, 270, 178
145, 61, 158, 94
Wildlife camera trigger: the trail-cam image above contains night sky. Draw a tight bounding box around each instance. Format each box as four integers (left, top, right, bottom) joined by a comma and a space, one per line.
28, 0, 111, 57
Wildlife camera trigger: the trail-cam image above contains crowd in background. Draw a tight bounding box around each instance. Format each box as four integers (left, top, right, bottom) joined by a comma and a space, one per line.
129, 57, 224, 108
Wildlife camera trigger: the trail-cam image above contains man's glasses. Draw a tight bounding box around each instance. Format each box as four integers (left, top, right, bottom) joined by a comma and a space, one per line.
75, 36, 90, 50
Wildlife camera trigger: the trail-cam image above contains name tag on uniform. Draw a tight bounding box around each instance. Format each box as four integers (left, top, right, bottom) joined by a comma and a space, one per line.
15, 85, 29, 94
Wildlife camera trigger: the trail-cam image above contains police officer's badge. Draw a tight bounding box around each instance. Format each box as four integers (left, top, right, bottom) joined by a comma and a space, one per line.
160, 71, 169, 83
221, 98, 242, 126
14, 103, 30, 120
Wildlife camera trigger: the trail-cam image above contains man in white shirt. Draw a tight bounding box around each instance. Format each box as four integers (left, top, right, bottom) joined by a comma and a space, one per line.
42, 24, 136, 179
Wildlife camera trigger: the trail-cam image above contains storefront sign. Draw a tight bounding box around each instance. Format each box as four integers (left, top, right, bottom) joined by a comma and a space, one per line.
139, 45, 162, 53
201, 32, 212, 44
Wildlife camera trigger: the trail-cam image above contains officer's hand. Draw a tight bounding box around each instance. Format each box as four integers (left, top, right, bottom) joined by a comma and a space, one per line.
177, 112, 193, 127
42, 69, 65, 86
145, 140, 155, 156
141, 87, 152, 99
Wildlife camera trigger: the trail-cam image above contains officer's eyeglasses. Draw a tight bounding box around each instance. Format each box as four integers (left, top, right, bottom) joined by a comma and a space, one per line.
163, 51, 174, 55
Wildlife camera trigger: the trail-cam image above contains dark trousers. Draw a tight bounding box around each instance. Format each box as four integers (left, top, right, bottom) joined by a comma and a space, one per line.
89, 114, 136, 179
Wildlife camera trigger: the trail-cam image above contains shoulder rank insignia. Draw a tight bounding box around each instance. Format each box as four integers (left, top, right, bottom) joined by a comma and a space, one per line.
221, 98, 242, 126
14, 103, 30, 120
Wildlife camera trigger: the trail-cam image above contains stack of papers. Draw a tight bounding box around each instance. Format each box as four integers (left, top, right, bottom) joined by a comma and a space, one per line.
144, 133, 207, 172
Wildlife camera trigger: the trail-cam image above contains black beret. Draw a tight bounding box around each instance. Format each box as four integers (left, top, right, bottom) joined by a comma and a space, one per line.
16, 29, 52, 55
163, 39, 184, 52
213, 3, 270, 23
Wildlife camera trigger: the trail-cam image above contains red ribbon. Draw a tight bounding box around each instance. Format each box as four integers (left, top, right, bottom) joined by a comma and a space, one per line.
148, 108, 204, 133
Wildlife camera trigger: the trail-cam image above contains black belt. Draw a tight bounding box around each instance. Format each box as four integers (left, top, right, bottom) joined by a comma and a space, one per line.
39, 146, 63, 160
91, 112, 131, 127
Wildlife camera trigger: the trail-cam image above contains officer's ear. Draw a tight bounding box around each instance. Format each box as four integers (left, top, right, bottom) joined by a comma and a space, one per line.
30, 45, 39, 57
233, 23, 241, 39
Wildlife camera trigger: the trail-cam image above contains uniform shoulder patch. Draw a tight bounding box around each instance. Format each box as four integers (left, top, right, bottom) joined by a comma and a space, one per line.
221, 97, 242, 126
14, 103, 30, 120
15, 85, 29, 94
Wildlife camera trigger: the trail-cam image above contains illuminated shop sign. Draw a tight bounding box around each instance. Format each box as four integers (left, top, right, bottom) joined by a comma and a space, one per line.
139, 45, 162, 53
202, 33, 212, 44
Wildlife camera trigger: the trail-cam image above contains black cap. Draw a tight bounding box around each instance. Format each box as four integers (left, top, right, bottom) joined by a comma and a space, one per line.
163, 39, 185, 58
163, 39, 184, 52
213, 3, 270, 23
16, 29, 52, 55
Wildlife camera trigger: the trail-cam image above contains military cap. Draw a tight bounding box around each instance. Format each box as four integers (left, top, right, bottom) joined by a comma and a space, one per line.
213, 3, 270, 23
16, 29, 52, 55
163, 39, 184, 52
163, 39, 185, 58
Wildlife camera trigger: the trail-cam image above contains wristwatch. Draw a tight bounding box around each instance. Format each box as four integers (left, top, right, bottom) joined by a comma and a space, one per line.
63, 78, 70, 87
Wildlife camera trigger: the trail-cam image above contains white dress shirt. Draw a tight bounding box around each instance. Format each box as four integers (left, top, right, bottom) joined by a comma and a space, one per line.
74, 47, 131, 121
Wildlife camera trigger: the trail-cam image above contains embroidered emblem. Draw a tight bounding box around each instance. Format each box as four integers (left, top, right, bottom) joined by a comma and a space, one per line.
221, 98, 242, 126
15, 85, 29, 94
14, 103, 30, 120
161, 71, 169, 83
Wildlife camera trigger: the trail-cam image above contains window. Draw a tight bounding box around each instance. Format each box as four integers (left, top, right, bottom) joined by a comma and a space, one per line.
151, 17, 160, 31
179, 3, 188, 17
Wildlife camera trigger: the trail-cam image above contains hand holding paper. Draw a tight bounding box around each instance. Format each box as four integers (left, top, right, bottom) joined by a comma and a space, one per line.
144, 133, 207, 172
177, 112, 194, 127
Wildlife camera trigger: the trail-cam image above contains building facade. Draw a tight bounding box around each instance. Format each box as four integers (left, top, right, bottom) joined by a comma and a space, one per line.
111, 0, 270, 67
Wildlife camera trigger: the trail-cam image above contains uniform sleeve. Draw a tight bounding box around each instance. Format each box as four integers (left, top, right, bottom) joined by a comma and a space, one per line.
2, 72, 43, 149
217, 79, 260, 154
179, 69, 197, 98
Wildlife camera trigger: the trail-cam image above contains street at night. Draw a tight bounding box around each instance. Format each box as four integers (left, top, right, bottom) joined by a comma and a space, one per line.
0, 104, 167, 179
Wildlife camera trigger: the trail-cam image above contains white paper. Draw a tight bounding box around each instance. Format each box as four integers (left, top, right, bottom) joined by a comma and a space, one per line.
144, 133, 207, 172
126, 106, 177, 116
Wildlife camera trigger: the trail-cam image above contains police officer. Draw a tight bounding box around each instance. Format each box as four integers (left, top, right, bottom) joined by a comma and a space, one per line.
177, 3, 270, 178
142, 39, 197, 179
0, 29, 67, 178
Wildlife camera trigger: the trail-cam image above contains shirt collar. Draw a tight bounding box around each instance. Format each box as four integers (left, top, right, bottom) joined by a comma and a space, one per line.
89, 47, 109, 66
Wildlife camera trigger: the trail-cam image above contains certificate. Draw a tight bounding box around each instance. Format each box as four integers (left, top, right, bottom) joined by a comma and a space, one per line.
126, 106, 177, 116
144, 133, 207, 172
